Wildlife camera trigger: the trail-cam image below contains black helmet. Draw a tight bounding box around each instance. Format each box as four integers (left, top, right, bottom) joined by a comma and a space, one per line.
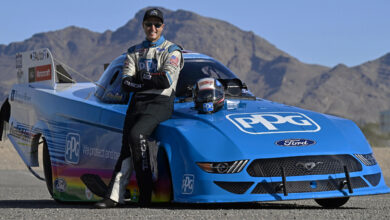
193, 78, 225, 114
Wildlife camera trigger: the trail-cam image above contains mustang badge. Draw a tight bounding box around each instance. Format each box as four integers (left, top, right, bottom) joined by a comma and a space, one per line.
296, 162, 323, 171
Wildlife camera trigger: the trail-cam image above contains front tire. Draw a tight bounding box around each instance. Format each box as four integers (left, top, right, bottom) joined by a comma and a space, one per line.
154, 148, 173, 202
315, 197, 350, 208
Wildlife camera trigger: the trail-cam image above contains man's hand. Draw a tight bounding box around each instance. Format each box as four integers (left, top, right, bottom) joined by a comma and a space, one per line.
132, 69, 172, 90
137, 69, 152, 84
122, 75, 143, 92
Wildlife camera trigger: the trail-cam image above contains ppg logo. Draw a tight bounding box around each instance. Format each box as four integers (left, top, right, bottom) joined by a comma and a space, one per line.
65, 133, 80, 164
181, 174, 195, 194
226, 112, 321, 134
203, 102, 214, 112
139, 58, 158, 72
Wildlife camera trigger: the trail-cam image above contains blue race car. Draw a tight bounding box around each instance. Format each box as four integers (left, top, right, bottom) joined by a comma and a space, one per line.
0, 48, 389, 208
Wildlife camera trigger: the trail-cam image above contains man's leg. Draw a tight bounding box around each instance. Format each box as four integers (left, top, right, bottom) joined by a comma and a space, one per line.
95, 103, 136, 208
95, 143, 133, 208
129, 115, 160, 205
108, 157, 133, 203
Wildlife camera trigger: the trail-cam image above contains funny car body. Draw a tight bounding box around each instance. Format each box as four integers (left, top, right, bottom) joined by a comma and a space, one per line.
0, 48, 389, 208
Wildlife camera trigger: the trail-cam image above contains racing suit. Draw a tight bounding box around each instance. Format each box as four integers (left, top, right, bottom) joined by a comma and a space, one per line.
107, 36, 183, 204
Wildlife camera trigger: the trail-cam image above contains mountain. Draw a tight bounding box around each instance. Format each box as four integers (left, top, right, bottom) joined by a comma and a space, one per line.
0, 7, 389, 124
300, 53, 390, 123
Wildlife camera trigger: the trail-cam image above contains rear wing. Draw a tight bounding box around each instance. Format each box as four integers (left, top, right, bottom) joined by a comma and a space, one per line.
16, 48, 56, 89
15, 48, 73, 89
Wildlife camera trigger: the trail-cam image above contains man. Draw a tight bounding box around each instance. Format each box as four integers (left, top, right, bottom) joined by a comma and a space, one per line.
95, 8, 183, 208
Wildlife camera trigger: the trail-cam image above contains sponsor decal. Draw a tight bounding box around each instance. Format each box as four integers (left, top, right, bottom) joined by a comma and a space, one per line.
17, 69, 24, 81
65, 133, 81, 164
226, 112, 321, 135
16, 53, 22, 68
124, 58, 130, 66
150, 9, 158, 16
28, 64, 52, 82
105, 91, 125, 102
9, 90, 31, 104
142, 71, 152, 80
181, 174, 195, 194
139, 58, 158, 72
276, 139, 316, 147
198, 78, 215, 90
28, 67, 35, 82
140, 136, 149, 171
9, 123, 34, 142
136, 48, 147, 56
54, 178, 67, 192
82, 145, 120, 161
156, 47, 165, 52
35, 64, 52, 81
296, 162, 323, 171
30, 50, 49, 61
203, 102, 214, 112
85, 187, 93, 200
169, 55, 179, 66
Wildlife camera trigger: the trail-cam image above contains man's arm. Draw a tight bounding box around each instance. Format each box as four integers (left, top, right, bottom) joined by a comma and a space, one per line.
141, 49, 183, 90
123, 49, 137, 78
122, 49, 142, 92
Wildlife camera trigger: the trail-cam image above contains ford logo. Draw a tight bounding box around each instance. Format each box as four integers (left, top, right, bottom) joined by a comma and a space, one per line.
276, 139, 316, 147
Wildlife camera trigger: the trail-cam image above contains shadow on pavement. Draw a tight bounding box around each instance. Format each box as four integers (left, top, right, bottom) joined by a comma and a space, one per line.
0, 200, 362, 210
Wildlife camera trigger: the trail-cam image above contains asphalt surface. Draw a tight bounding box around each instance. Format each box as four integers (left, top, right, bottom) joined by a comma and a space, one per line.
0, 170, 389, 220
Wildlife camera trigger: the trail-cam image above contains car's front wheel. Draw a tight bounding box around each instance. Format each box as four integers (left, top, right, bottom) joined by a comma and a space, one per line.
153, 147, 173, 202
315, 197, 350, 208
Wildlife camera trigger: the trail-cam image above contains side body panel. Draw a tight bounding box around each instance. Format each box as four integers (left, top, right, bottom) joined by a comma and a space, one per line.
8, 83, 172, 202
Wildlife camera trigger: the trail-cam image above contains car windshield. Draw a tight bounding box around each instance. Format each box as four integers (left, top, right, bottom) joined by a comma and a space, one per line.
176, 59, 237, 97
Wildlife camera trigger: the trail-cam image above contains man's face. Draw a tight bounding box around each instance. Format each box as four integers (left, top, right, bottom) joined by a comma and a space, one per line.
143, 17, 164, 42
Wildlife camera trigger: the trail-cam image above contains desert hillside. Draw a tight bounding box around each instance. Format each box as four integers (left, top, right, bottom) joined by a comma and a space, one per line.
1, 8, 390, 124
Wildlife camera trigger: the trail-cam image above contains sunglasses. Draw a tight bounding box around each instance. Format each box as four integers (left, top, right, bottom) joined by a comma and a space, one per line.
144, 22, 163, 28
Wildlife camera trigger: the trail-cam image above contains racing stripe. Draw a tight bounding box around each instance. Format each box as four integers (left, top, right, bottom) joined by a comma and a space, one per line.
165, 71, 173, 85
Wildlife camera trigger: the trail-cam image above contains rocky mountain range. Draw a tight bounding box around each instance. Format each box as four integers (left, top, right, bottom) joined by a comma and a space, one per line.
1, 7, 389, 124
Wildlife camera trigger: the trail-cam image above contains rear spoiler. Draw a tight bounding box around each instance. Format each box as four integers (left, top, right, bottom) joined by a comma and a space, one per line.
16, 48, 56, 89
15, 48, 73, 89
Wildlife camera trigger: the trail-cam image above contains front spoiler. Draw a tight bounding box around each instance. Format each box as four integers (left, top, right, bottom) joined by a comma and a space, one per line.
174, 168, 390, 203
175, 182, 390, 203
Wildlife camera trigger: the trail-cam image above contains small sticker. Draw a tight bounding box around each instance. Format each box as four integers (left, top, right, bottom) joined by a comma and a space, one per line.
16, 53, 22, 68
65, 133, 81, 164
54, 178, 67, 192
181, 174, 195, 194
85, 187, 93, 200
203, 102, 214, 112
170, 55, 179, 66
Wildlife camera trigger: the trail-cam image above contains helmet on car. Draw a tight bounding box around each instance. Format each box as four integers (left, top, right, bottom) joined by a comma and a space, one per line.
193, 77, 225, 114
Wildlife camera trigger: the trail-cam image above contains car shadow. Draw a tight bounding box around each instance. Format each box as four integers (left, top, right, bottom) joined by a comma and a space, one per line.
139, 202, 362, 210
0, 200, 362, 210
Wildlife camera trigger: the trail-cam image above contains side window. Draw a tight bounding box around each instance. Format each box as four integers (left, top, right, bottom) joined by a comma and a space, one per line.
109, 70, 120, 85
95, 65, 129, 104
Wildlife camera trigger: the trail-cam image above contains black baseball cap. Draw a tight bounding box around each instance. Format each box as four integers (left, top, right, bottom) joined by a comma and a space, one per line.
143, 8, 164, 23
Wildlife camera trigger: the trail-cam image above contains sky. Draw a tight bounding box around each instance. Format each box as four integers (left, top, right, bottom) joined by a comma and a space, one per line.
1, 0, 390, 67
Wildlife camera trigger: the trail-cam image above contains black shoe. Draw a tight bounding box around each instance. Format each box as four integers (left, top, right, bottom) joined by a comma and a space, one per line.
94, 198, 118, 209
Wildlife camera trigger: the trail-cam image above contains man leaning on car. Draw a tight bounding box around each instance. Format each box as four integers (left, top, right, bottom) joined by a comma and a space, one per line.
95, 8, 184, 208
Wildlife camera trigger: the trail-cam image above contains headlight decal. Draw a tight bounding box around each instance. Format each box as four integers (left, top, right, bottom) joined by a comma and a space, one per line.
227, 160, 248, 173
354, 153, 377, 166
197, 160, 249, 174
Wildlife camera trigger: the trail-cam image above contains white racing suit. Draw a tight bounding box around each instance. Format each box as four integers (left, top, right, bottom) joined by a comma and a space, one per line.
107, 36, 183, 204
